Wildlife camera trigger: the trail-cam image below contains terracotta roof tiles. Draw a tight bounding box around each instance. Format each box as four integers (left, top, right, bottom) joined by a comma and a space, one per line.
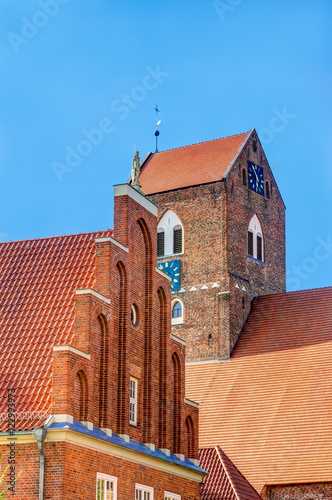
186, 287, 332, 492
0, 230, 112, 431
200, 447, 261, 500
139, 132, 250, 195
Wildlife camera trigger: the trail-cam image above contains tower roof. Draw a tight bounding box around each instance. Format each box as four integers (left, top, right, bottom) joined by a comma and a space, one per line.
139, 131, 251, 195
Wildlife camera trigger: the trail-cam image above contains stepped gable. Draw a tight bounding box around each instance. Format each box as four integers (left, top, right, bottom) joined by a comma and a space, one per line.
0, 230, 112, 431
200, 446, 261, 500
186, 287, 332, 492
139, 131, 250, 195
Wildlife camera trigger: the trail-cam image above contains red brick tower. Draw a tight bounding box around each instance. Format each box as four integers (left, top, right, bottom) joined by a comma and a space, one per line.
139, 129, 286, 361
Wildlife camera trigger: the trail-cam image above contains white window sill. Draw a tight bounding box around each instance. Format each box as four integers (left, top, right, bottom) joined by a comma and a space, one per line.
157, 252, 183, 259
172, 317, 183, 325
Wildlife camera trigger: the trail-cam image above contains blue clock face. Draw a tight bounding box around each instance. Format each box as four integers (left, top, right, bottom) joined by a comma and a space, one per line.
157, 260, 181, 291
248, 161, 264, 196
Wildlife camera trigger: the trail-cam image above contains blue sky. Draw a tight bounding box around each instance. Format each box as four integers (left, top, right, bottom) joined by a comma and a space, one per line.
0, 0, 331, 292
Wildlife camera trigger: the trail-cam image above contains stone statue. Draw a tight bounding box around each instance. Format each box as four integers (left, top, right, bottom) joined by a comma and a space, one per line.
131, 151, 142, 191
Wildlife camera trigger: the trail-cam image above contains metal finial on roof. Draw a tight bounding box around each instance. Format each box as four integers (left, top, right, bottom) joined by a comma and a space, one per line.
154, 105, 161, 153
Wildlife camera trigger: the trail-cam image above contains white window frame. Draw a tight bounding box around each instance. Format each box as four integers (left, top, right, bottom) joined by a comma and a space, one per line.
130, 377, 138, 425
96, 472, 117, 500
165, 492, 181, 500
248, 214, 264, 262
171, 299, 184, 325
135, 483, 154, 500
157, 210, 184, 258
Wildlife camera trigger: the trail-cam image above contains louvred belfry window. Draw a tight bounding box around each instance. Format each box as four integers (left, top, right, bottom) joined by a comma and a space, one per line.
157, 229, 165, 256
248, 230, 254, 257
257, 234, 263, 261
173, 225, 182, 254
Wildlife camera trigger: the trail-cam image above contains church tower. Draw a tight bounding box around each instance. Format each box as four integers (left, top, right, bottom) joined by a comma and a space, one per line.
139, 129, 285, 361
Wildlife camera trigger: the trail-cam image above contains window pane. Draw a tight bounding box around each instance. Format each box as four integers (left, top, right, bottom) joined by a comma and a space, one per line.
248, 231, 253, 257
157, 231, 165, 256
173, 227, 182, 254
172, 302, 182, 318
97, 479, 102, 500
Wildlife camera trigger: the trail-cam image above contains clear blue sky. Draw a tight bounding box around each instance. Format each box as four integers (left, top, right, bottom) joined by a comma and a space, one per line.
0, 0, 331, 292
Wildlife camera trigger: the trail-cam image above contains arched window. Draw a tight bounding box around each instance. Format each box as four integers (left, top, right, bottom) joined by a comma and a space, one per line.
171, 299, 183, 325
157, 211, 183, 257
185, 415, 195, 459
74, 370, 88, 422
248, 214, 264, 262
172, 353, 181, 454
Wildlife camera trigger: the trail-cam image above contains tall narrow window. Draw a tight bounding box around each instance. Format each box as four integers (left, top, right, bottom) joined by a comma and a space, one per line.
248, 215, 264, 262
130, 377, 138, 425
96, 473, 117, 500
248, 230, 253, 257
157, 228, 165, 256
266, 181, 270, 198
171, 299, 183, 325
242, 168, 247, 186
257, 234, 263, 261
173, 225, 182, 254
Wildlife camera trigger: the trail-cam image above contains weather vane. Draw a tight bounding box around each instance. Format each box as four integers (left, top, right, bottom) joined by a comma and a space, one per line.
154, 105, 161, 153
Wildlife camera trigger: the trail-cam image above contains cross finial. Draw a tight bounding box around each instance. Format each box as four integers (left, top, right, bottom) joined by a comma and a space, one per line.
154, 105, 161, 153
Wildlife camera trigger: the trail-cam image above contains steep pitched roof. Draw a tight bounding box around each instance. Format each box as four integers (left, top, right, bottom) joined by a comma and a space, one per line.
186, 287, 332, 492
139, 132, 250, 195
0, 230, 111, 431
200, 447, 261, 500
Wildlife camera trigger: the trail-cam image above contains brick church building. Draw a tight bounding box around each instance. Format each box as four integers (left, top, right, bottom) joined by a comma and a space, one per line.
139, 129, 332, 499
0, 184, 206, 499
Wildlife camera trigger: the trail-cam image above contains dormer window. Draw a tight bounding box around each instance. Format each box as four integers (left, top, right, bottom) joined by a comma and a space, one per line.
157, 211, 183, 257
248, 214, 264, 262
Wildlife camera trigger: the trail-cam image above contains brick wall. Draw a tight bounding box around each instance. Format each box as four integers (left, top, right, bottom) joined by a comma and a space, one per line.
147, 131, 286, 360
0, 441, 201, 500
261, 482, 332, 499
51, 185, 199, 458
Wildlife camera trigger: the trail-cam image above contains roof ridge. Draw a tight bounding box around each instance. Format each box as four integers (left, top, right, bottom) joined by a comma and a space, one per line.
216, 446, 260, 499
216, 446, 241, 500
150, 131, 250, 156
0, 229, 113, 246
255, 285, 332, 301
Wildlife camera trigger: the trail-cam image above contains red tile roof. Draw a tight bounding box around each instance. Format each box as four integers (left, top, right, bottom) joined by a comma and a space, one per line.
139, 132, 250, 195
186, 287, 332, 492
200, 447, 261, 500
0, 231, 111, 431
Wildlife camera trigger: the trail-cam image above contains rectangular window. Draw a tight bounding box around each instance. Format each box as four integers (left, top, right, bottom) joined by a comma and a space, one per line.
96, 473, 117, 500
165, 493, 181, 500
135, 484, 154, 500
130, 377, 138, 425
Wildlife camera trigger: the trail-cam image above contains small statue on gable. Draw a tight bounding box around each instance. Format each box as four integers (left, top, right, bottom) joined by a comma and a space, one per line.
131, 151, 142, 191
